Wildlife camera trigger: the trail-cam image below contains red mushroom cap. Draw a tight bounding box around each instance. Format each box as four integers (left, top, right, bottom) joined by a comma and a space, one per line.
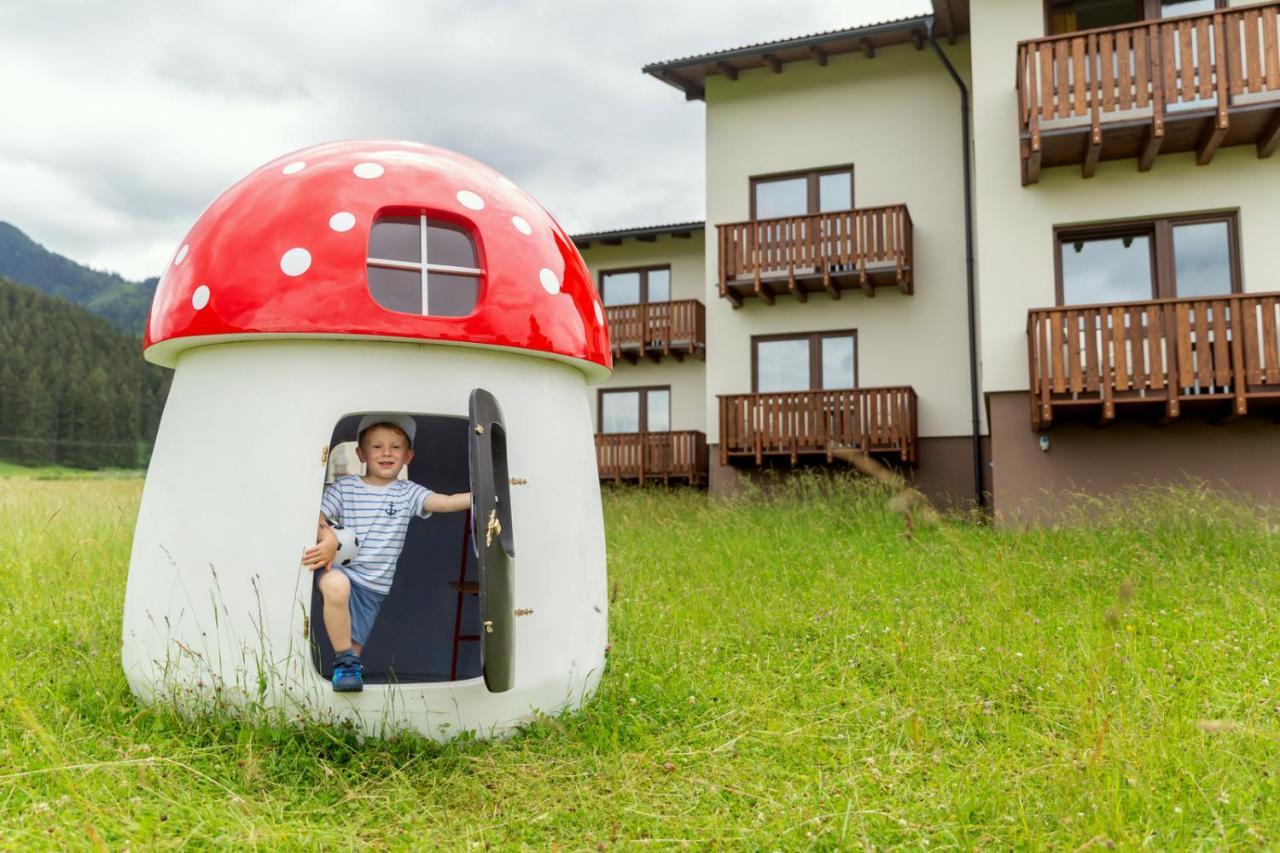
146, 140, 612, 380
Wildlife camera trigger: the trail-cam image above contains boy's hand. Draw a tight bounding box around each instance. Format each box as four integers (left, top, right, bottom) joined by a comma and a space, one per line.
303, 523, 339, 571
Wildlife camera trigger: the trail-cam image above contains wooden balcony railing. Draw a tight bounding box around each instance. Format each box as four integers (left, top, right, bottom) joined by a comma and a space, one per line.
1017, 3, 1280, 184
595, 431, 709, 485
1028, 291, 1280, 428
718, 387, 918, 466
605, 300, 705, 363
716, 205, 913, 307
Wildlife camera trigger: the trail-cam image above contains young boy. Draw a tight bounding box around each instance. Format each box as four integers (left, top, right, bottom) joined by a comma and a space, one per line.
303, 414, 470, 692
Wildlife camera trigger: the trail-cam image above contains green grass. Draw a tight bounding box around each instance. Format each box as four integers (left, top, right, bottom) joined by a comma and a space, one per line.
2, 475, 1279, 847
0, 459, 144, 480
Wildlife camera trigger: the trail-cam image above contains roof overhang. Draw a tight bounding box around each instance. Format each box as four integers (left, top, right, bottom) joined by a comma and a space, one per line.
642, 1, 969, 101
571, 221, 704, 250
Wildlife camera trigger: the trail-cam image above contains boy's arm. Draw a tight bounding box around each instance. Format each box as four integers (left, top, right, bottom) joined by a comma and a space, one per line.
424, 492, 471, 514
303, 512, 338, 571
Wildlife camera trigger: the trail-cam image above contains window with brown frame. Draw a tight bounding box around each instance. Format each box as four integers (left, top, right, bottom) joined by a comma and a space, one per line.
1055, 212, 1240, 306
598, 386, 670, 434
599, 266, 671, 307
1045, 0, 1225, 35
750, 166, 854, 221
751, 331, 857, 393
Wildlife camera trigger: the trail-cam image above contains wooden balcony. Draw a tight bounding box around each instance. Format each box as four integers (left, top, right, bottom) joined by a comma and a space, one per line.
716, 205, 913, 307
605, 300, 705, 364
1028, 292, 1280, 428
718, 387, 918, 466
1017, 3, 1280, 184
595, 431, 709, 485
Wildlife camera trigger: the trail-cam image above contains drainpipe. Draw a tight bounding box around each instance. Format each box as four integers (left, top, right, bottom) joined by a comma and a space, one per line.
925, 16, 985, 511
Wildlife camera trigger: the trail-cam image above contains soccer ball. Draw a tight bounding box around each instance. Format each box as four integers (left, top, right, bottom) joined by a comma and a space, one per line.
332, 525, 359, 567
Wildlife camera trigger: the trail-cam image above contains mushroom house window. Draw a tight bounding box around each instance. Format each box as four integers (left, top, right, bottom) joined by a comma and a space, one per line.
367, 215, 481, 317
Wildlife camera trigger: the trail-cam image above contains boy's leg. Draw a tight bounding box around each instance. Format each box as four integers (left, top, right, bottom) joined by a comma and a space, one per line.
317, 569, 357, 654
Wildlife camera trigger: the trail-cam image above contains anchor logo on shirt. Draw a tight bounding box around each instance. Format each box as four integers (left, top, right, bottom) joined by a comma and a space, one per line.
384, 502, 399, 517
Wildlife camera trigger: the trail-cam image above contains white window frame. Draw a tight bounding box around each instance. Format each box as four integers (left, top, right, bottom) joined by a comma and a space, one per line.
367, 214, 482, 316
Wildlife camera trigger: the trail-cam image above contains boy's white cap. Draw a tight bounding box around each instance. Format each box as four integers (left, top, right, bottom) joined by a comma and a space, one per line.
356, 414, 417, 445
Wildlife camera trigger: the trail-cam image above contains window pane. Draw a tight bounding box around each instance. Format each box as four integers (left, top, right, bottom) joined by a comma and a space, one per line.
646, 390, 670, 432
367, 265, 422, 314
1060, 233, 1153, 305
426, 222, 477, 269
1161, 0, 1214, 17
369, 216, 421, 262
757, 339, 811, 392
1172, 221, 1232, 298
426, 272, 478, 317
648, 269, 671, 302
601, 392, 639, 434
820, 336, 856, 390
1048, 0, 1141, 34
602, 271, 640, 306
817, 172, 852, 213
754, 177, 808, 219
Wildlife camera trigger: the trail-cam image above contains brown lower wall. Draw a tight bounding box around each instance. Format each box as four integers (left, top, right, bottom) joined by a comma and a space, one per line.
989, 391, 1280, 523
708, 436, 990, 512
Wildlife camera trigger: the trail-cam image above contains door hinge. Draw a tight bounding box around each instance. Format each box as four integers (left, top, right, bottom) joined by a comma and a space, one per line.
509, 477, 528, 486
320, 446, 329, 465
514, 608, 533, 617
302, 615, 309, 639
485, 509, 502, 547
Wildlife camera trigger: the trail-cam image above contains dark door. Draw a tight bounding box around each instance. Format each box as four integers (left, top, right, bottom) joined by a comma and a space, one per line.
468, 389, 515, 692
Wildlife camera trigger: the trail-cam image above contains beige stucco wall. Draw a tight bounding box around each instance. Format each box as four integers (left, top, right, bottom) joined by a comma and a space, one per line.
579, 233, 707, 432
587, 358, 707, 433
703, 39, 979, 441
971, 0, 1280, 394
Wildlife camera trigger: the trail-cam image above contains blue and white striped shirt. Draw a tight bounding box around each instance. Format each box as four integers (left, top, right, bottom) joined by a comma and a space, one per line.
320, 475, 433, 594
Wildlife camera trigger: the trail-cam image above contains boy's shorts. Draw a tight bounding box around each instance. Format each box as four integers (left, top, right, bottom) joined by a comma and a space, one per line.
334, 569, 386, 647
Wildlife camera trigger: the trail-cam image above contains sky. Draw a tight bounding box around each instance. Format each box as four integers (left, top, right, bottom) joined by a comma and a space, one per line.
0, 0, 929, 282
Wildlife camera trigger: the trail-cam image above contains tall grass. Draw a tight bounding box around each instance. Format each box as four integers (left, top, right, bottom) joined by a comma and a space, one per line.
1, 473, 1277, 847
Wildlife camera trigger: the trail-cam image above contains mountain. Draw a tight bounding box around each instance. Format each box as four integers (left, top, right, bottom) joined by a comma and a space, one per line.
0, 221, 155, 334
0, 276, 170, 468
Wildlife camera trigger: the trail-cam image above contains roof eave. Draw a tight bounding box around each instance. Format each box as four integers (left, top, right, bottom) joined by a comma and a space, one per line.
641, 15, 937, 101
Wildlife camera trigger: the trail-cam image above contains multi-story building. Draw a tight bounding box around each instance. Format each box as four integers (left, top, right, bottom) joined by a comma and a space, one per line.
578, 0, 1280, 519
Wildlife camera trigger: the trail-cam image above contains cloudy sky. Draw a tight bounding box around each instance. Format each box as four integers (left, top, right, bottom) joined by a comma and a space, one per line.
0, 0, 928, 281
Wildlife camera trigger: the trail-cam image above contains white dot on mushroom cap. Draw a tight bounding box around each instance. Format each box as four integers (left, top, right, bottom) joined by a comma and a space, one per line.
280, 248, 312, 277
192, 285, 210, 310
594, 301, 604, 324
353, 162, 384, 179
174, 244, 189, 266
329, 211, 356, 232
512, 215, 532, 236
539, 268, 560, 295
456, 190, 484, 210
282, 161, 306, 175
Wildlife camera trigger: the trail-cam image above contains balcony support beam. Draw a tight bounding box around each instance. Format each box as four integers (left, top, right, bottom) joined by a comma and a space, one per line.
809, 45, 828, 66
761, 53, 782, 73
1082, 127, 1103, 179
716, 61, 738, 81
1197, 115, 1228, 167
1138, 125, 1164, 172
787, 266, 806, 303
1259, 111, 1280, 158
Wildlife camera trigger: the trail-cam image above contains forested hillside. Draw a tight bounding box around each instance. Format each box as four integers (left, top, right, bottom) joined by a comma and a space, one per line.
0, 222, 154, 333
0, 276, 169, 468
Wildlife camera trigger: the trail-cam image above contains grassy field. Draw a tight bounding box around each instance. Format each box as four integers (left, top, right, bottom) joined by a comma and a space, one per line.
1, 474, 1278, 848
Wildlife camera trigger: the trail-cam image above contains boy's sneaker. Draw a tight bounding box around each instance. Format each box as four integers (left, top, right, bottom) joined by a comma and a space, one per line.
332, 651, 364, 692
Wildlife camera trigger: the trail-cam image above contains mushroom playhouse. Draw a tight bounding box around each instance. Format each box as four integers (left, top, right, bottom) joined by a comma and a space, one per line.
122, 140, 613, 739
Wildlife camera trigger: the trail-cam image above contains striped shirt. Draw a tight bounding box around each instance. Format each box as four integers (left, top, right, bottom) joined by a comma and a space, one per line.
320, 475, 433, 594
